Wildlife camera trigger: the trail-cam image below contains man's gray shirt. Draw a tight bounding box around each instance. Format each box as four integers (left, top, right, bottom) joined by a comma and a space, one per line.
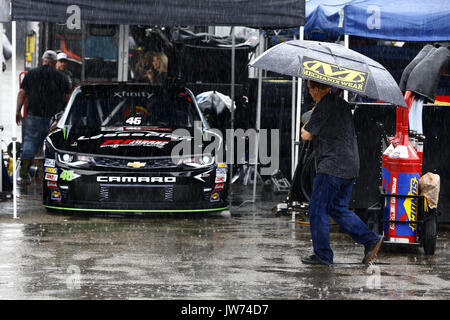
303, 93, 360, 179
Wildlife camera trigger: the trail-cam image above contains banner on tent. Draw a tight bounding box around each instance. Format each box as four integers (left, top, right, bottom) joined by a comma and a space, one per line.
6, 0, 305, 27
0, 0, 10, 22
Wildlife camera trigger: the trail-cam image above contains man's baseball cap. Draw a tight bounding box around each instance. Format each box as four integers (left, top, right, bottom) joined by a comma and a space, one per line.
42, 50, 57, 61
57, 52, 68, 61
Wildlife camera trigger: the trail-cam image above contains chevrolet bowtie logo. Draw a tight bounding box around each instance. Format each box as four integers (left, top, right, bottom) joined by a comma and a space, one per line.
127, 161, 146, 168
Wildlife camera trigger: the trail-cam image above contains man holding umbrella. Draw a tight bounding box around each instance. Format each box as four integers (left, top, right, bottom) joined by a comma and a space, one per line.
250, 39, 409, 265
300, 80, 383, 266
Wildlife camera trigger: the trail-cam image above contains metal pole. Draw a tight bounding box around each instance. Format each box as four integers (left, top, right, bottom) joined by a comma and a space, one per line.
291, 77, 297, 179
252, 29, 263, 203
0, 22, 3, 74
0, 23, 3, 196
0, 132, 2, 196
294, 26, 304, 167
81, 24, 86, 81
291, 34, 297, 179
344, 34, 349, 101
12, 21, 18, 219
123, 25, 129, 81
230, 26, 235, 185
118, 25, 130, 82
118, 25, 124, 81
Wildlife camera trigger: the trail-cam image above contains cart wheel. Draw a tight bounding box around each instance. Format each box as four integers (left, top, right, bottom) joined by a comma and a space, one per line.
422, 213, 437, 255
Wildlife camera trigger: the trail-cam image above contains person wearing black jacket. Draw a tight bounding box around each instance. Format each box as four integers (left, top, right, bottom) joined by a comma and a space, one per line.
300, 80, 383, 266
15, 50, 71, 182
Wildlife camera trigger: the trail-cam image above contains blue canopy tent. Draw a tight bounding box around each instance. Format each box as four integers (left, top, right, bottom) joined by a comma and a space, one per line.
301, 0, 450, 87
305, 0, 450, 41
265, 0, 450, 42
304, 0, 353, 40
343, 0, 450, 41
266, 0, 352, 42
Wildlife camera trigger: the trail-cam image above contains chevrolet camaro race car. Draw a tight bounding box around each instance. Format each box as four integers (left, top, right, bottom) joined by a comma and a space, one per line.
43, 83, 228, 213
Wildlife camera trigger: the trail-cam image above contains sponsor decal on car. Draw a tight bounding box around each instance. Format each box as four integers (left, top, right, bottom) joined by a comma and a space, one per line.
210, 192, 220, 202
193, 169, 213, 182
127, 161, 146, 168
215, 176, 226, 183
44, 158, 56, 167
44, 167, 58, 174
60, 170, 80, 181
47, 181, 58, 188
96, 176, 177, 183
215, 167, 227, 183
214, 183, 225, 190
216, 167, 227, 175
217, 162, 227, 168
113, 91, 154, 99
100, 139, 171, 149
77, 131, 190, 142
51, 190, 61, 201
45, 173, 58, 181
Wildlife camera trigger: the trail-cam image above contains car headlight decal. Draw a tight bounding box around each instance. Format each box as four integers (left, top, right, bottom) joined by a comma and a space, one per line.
176, 154, 215, 168
57, 153, 95, 168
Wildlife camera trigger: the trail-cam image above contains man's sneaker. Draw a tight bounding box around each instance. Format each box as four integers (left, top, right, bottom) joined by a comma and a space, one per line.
17, 176, 31, 185
19, 160, 30, 179
363, 235, 384, 264
301, 254, 331, 266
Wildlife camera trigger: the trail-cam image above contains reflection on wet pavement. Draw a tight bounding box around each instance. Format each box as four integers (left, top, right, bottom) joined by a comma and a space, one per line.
0, 184, 449, 300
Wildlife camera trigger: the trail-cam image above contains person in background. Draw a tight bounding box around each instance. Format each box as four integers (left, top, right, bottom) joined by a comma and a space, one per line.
147, 52, 168, 84
1, 157, 12, 192
56, 52, 73, 89
0, 125, 12, 192
15, 50, 71, 183
134, 49, 153, 81
300, 80, 383, 266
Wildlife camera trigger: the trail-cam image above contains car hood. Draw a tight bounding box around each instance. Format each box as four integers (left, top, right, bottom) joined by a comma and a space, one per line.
47, 127, 202, 158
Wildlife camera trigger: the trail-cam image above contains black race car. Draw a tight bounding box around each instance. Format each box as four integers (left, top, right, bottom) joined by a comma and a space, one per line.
43, 83, 228, 213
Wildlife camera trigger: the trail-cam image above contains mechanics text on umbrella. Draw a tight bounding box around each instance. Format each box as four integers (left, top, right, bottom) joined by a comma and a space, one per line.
300, 57, 370, 93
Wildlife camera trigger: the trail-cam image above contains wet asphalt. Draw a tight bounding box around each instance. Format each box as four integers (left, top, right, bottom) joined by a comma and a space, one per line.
1, 54, 448, 303
0, 180, 449, 301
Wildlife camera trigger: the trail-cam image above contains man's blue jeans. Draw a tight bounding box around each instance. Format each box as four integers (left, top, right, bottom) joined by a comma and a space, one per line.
308, 173, 380, 265
21, 115, 51, 163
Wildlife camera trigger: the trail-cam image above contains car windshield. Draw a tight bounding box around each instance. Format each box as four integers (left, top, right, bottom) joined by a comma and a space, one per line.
64, 90, 201, 129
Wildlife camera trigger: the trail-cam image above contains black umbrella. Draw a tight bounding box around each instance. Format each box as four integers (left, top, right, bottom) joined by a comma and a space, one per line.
250, 40, 406, 107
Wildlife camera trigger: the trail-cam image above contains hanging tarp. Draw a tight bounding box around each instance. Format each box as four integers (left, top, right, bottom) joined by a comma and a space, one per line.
344, 0, 450, 41
305, 0, 450, 41
304, 0, 353, 39
0, 0, 10, 22
5, 0, 304, 27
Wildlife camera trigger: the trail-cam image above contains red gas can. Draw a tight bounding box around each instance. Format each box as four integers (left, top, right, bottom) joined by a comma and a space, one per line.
382, 92, 422, 243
